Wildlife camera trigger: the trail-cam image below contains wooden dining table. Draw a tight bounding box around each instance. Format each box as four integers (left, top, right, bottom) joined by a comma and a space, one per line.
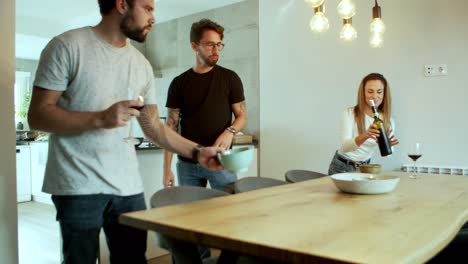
119, 172, 468, 263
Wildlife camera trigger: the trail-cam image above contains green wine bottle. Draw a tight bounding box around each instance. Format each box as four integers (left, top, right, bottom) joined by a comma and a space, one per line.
370, 99, 392, 157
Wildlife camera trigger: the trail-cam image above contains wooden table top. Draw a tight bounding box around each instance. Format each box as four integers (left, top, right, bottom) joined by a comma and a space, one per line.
120, 172, 468, 263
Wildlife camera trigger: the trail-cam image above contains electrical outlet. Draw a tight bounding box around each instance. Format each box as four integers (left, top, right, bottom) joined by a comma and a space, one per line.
424, 64, 448, 77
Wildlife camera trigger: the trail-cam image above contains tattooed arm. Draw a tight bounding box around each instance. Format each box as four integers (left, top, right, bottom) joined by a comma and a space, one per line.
230, 100, 247, 133
213, 100, 248, 150
162, 108, 180, 187
137, 104, 223, 171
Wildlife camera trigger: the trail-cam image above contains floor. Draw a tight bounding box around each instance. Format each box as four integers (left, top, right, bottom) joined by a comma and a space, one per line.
17, 201, 61, 264
16, 201, 194, 264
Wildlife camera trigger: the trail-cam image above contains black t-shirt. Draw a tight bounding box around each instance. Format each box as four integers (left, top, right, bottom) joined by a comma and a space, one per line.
166, 65, 245, 162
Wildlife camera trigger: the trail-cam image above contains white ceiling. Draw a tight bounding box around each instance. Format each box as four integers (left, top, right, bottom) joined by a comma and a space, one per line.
15, 0, 245, 60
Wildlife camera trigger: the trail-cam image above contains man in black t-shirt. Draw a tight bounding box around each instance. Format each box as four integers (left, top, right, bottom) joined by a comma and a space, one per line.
163, 19, 247, 192
162, 18, 247, 262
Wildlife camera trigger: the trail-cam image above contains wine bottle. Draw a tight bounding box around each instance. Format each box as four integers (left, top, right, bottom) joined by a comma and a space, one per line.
369, 99, 392, 157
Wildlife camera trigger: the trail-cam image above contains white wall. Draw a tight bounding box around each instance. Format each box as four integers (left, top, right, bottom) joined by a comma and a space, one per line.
259, 0, 468, 179
0, 0, 19, 262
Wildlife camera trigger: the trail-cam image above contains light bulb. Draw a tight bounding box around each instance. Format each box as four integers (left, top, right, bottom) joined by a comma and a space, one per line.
370, 18, 386, 34
337, 0, 356, 19
305, 0, 325, 8
369, 33, 383, 48
310, 12, 329, 33
340, 23, 357, 41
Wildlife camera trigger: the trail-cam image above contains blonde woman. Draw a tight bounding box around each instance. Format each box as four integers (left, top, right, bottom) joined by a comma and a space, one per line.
328, 73, 399, 175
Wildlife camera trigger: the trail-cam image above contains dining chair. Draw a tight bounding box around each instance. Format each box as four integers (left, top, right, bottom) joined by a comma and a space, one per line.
233, 177, 287, 193
284, 169, 327, 183
150, 186, 229, 264
427, 224, 468, 263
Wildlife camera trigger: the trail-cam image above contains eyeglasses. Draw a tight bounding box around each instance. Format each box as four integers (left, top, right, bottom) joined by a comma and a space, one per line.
199, 42, 225, 51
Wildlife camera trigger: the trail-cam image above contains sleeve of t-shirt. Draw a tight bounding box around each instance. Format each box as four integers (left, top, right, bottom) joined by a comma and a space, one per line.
34, 37, 72, 92
229, 71, 245, 104
165, 77, 180, 109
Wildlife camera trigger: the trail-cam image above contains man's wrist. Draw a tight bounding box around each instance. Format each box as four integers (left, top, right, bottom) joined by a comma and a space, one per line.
226, 126, 237, 134
192, 144, 203, 162
94, 111, 106, 129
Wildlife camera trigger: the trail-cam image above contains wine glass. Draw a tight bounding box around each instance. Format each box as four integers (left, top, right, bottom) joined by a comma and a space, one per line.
123, 95, 144, 144
408, 142, 422, 179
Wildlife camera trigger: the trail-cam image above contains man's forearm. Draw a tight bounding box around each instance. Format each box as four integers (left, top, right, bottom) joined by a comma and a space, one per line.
28, 87, 106, 133
229, 100, 248, 132
163, 107, 179, 170
139, 105, 196, 159
230, 114, 247, 132
147, 121, 196, 159
28, 105, 104, 133
163, 150, 174, 171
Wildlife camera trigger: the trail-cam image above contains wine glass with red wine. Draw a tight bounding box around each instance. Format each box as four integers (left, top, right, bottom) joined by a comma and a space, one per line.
123, 95, 144, 144
408, 142, 422, 179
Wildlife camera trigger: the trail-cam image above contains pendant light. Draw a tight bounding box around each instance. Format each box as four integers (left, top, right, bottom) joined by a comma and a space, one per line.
305, 0, 387, 47
337, 0, 356, 19
369, 33, 384, 48
370, 0, 386, 34
369, 0, 385, 47
310, 4, 330, 33
340, 18, 357, 41
305, 0, 325, 8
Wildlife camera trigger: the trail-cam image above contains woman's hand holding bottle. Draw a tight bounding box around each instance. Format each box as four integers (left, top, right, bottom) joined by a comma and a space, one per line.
364, 124, 380, 140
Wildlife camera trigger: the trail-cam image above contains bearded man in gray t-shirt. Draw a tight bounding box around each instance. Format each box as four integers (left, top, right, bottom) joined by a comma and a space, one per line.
28, 0, 223, 263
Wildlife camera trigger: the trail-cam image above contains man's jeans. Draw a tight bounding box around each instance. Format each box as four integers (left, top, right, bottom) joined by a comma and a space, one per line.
177, 159, 237, 191
52, 193, 147, 264
174, 160, 237, 260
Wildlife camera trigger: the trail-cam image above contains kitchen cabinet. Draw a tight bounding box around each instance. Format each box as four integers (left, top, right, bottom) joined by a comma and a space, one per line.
29, 142, 52, 204
16, 146, 31, 202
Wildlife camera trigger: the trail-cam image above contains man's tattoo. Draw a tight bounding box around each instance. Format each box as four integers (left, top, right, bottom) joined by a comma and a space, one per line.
240, 101, 247, 113
167, 108, 180, 131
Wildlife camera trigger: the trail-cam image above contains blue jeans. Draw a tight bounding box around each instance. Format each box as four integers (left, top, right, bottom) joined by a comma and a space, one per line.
177, 160, 237, 192
328, 151, 370, 175
52, 193, 147, 264
170, 160, 236, 261
328, 152, 357, 175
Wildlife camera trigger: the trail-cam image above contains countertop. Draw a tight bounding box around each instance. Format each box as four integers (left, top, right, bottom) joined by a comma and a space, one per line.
16, 140, 258, 150
135, 140, 258, 151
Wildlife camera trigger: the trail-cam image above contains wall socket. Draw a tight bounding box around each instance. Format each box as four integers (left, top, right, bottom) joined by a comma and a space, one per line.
424, 64, 448, 77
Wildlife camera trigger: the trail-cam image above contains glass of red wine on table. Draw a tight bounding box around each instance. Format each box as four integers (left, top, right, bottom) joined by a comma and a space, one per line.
123, 95, 144, 144
408, 142, 422, 179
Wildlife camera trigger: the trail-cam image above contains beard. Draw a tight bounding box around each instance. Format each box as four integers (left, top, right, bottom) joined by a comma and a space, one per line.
199, 52, 218, 67
120, 14, 150, 43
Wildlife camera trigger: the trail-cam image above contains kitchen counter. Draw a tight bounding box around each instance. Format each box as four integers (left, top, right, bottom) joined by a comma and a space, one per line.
135, 140, 258, 151
16, 140, 48, 145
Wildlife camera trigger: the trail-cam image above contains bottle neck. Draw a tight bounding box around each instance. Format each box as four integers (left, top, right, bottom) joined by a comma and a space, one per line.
371, 105, 379, 118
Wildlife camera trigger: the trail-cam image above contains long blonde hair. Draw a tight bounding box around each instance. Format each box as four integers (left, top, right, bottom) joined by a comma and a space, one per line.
353, 73, 392, 134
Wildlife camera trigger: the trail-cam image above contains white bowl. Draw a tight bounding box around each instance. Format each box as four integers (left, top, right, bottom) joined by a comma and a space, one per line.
217, 147, 254, 174
330, 173, 400, 194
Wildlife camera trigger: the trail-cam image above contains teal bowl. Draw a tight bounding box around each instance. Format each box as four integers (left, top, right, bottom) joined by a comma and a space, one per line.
217, 147, 254, 174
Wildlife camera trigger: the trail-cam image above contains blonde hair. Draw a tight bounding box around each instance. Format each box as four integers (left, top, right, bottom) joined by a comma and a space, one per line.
353, 73, 392, 134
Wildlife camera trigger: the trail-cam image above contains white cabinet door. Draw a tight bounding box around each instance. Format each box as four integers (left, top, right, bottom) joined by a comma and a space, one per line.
30, 143, 52, 204
16, 146, 31, 202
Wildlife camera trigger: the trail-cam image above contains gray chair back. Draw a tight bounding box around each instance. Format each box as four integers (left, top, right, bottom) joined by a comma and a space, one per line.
234, 177, 287, 193
150, 186, 229, 264
284, 169, 327, 183
150, 186, 229, 208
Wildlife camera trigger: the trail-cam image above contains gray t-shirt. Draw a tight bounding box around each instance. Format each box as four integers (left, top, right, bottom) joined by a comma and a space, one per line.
34, 27, 156, 196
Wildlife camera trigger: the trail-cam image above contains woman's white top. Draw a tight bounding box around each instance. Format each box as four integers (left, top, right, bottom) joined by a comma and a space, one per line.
338, 107, 395, 162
